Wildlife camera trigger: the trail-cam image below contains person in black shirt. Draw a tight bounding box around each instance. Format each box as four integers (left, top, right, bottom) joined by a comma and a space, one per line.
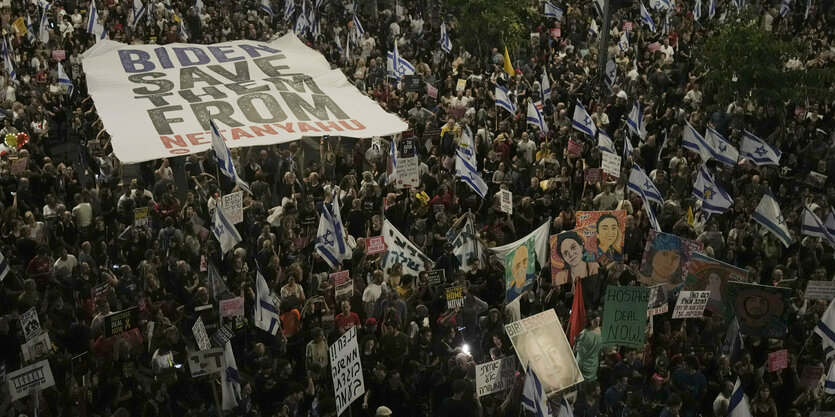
438, 379, 475, 417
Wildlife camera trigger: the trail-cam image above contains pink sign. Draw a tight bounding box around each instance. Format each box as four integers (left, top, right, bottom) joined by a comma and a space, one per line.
768, 350, 788, 372
584, 168, 602, 183
52, 50, 66, 60
426, 83, 438, 99
648, 42, 661, 52
219, 297, 244, 317
366, 236, 387, 254
623, 21, 633, 31
550, 28, 561, 38
801, 365, 824, 387
567, 140, 583, 157
330, 270, 350, 286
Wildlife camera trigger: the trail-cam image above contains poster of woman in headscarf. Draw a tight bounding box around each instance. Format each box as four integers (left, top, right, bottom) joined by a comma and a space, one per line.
638, 231, 703, 288
725, 282, 791, 339
576, 210, 627, 266
684, 252, 748, 315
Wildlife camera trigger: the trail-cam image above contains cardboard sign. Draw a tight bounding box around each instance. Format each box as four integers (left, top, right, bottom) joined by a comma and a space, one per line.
801, 364, 824, 388
219, 297, 245, 318
20, 307, 42, 341
647, 284, 669, 316
188, 347, 226, 377
7, 359, 55, 401
330, 270, 350, 286
427, 269, 445, 286
21, 332, 52, 362
12, 17, 26, 36
805, 280, 835, 300
601, 286, 650, 348
394, 155, 420, 189
456, 78, 467, 92
567, 140, 583, 157
584, 168, 602, 183
365, 236, 386, 254
426, 83, 438, 98
103, 307, 139, 338
221, 191, 243, 224
10, 157, 27, 175
476, 356, 517, 397
601, 151, 621, 178
499, 190, 513, 214
335, 280, 353, 303
329, 327, 365, 415
671, 291, 710, 319
134, 207, 150, 227
92, 282, 109, 299
52, 49, 66, 60
767, 349, 788, 373
446, 285, 465, 309
210, 326, 235, 348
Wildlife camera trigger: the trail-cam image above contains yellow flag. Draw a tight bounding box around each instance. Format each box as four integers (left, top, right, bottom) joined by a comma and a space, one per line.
12, 18, 26, 36
687, 206, 695, 226
173, 14, 181, 23
503, 46, 515, 76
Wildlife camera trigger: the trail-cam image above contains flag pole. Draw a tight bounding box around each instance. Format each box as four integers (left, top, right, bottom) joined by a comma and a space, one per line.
212, 379, 224, 417
597, 0, 613, 94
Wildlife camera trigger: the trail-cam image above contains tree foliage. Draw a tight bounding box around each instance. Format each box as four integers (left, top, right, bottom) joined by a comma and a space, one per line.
446, 0, 534, 55
696, 13, 835, 109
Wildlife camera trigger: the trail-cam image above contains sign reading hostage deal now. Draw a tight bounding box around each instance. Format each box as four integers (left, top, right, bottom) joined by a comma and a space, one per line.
601, 286, 650, 348
82, 34, 407, 163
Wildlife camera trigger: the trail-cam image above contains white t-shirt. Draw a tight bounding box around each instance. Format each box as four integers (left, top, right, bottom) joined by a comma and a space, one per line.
54, 255, 78, 281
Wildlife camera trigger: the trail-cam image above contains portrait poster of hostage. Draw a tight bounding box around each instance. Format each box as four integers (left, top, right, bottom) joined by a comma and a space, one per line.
725, 282, 791, 339
504, 309, 584, 396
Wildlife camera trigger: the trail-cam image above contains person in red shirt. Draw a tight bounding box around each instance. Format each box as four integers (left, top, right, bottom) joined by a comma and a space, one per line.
334, 300, 361, 335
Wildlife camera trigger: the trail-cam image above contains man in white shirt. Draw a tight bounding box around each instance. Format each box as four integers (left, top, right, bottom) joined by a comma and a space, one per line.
54, 249, 78, 284
516, 132, 537, 163
684, 84, 703, 109
362, 270, 389, 318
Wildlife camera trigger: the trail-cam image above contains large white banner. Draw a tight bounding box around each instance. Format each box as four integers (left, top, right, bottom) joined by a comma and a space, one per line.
83, 34, 408, 163
381, 219, 431, 278
329, 327, 365, 416
7, 359, 55, 401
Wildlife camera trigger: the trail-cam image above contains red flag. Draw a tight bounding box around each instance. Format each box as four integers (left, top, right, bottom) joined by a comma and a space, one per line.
569, 277, 586, 346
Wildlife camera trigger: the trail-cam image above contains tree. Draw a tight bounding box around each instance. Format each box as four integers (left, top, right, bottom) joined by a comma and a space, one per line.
696, 12, 835, 110
445, 0, 535, 56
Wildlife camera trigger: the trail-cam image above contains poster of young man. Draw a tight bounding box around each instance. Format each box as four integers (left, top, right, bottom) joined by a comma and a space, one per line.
576, 210, 627, 266
725, 282, 791, 339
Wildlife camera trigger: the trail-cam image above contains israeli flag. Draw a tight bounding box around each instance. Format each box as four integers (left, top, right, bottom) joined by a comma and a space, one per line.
522, 363, 553, 417
86, 2, 107, 40
617, 31, 629, 51
593, 0, 605, 16
211, 206, 242, 255
25, 14, 36, 43
642, 187, 663, 232
353, 13, 364, 35
692, 165, 733, 215
556, 397, 572, 417
284, 0, 295, 20
129, 0, 146, 27
805, 0, 811, 19
2, 40, 15, 83
572, 100, 597, 137
694, 0, 702, 20
527, 101, 549, 133
733, 0, 744, 9
801, 205, 835, 246
179, 20, 189, 41
682, 121, 714, 163
740, 130, 781, 166
57, 62, 73, 96
779, 0, 792, 18
705, 126, 739, 166
440, 22, 452, 53
752, 190, 792, 248
221, 341, 242, 410
709, 0, 716, 18
598, 130, 616, 154
210, 121, 252, 193
334, 33, 344, 54
816, 298, 835, 359
722, 316, 744, 359
495, 85, 517, 113
628, 164, 665, 205
626, 100, 646, 140
294, 5, 309, 35
260, 0, 274, 15
452, 215, 486, 270
641, 2, 657, 31
651, 0, 672, 11
662, 11, 671, 34
456, 149, 488, 198
825, 362, 835, 395
315, 190, 350, 269
0, 249, 9, 282
254, 271, 281, 335
589, 19, 599, 36
544, 1, 564, 19
826, 208, 835, 237
309, 10, 321, 37
386, 41, 415, 81
623, 135, 634, 160
458, 125, 477, 167
541, 71, 551, 98
39, 2, 51, 44
603, 57, 617, 90
727, 378, 752, 417
195, 0, 204, 11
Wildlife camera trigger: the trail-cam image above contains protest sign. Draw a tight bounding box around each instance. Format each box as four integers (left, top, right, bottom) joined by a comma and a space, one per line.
567, 140, 583, 157
7, 359, 55, 401
52, 49, 66, 60
92, 282, 109, 299
329, 327, 365, 415
505, 237, 536, 304
380, 220, 431, 279
335, 280, 353, 303
330, 270, 350, 286
575, 210, 627, 266
446, 286, 465, 309
426, 83, 438, 98
103, 307, 140, 338
684, 252, 747, 315
134, 207, 150, 227
393, 155, 420, 189
20, 307, 42, 341
12, 17, 26, 36
550, 28, 561, 38
82, 35, 408, 163
427, 269, 445, 286
187, 347, 226, 377
221, 192, 244, 224
21, 332, 52, 362
476, 356, 517, 397
639, 231, 704, 287
671, 291, 710, 319
647, 284, 669, 316
499, 190, 513, 214
10, 157, 27, 175
725, 282, 791, 339
801, 364, 824, 388
623, 21, 633, 31
456, 79, 467, 92
584, 168, 602, 183
601, 286, 650, 348
805, 281, 835, 300
402, 75, 422, 92
219, 297, 245, 317
767, 350, 788, 373
210, 326, 235, 348
365, 236, 386, 254
648, 42, 661, 52
601, 151, 622, 177
504, 309, 583, 395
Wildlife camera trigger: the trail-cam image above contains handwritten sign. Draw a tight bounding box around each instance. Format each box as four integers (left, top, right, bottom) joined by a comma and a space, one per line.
394, 155, 420, 189
103, 307, 139, 338
550, 28, 561, 38
446, 285, 465, 309
329, 327, 365, 415
499, 190, 513, 214
671, 291, 710, 319
10, 157, 27, 175
567, 140, 583, 157
584, 168, 602, 183
221, 191, 243, 224
801, 364, 824, 388
601, 286, 650, 348
330, 270, 350, 286
365, 236, 386, 254
219, 297, 245, 317
767, 349, 788, 373
805, 281, 835, 300
476, 356, 517, 397
601, 151, 622, 178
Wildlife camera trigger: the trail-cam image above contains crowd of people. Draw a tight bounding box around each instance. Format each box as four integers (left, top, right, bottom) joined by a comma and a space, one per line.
0, 0, 833, 417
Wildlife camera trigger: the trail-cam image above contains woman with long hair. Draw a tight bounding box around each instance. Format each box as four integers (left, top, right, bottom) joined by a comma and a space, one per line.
554, 231, 602, 309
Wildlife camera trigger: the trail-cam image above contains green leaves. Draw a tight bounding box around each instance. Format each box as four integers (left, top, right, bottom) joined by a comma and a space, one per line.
445, 0, 534, 54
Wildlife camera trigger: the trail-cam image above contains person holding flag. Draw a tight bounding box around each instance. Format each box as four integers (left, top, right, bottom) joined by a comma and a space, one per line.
752, 189, 792, 247
210, 120, 252, 194
572, 100, 597, 138
314, 189, 350, 268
